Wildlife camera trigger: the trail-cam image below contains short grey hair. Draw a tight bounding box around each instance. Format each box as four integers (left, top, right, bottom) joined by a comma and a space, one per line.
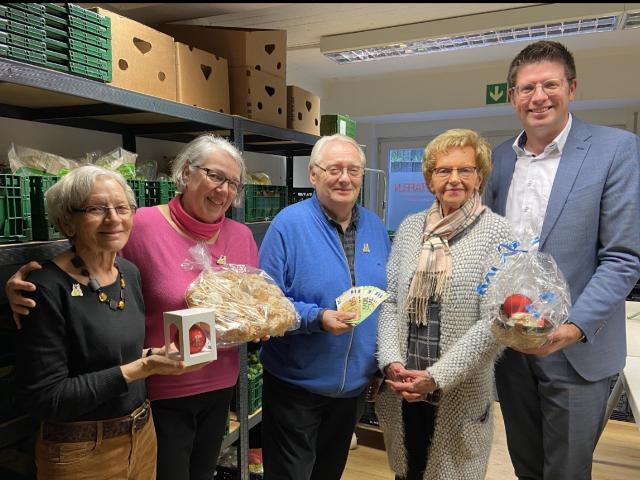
45, 165, 136, 238
171, 134, 246, 207
309, 134, 366, 169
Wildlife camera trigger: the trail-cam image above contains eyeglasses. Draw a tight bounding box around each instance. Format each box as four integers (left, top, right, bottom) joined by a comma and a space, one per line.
511, 78, 566, 99
314, 162, 364, 179
194, 166, 244, 193
432, 167, 478, 179
72, 205, 137, 217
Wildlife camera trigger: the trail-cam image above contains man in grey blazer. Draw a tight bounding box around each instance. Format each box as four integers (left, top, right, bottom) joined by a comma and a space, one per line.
486, 40, 640, 480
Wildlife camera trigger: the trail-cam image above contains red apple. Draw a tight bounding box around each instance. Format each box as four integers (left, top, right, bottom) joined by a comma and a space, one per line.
174, 324, 207, 354
501, 293, 532, 317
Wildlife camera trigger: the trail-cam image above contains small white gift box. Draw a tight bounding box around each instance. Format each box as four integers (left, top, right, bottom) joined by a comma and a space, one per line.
163, 307, 217, 366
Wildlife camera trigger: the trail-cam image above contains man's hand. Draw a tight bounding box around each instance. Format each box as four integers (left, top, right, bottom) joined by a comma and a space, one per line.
515, 323, 584, 356
385, 369, 438, 402
320, 309, 355, 336
6, 261, 42, 329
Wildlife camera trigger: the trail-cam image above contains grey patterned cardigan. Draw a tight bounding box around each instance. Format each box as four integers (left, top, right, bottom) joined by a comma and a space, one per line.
376, 209, 513, 480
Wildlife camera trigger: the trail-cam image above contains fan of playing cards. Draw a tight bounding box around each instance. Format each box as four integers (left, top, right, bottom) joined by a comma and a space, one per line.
336, 286, 389, 325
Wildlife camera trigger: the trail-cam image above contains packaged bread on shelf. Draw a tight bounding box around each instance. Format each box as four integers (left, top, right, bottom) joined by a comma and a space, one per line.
183, 243, 299, 347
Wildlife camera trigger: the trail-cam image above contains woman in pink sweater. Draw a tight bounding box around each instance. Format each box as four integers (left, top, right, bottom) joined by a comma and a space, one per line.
8, 135, 258, 480
122, 135, 258, 480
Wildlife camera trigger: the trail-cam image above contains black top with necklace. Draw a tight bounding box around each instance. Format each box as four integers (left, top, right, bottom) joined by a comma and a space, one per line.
15, 258, 146, 422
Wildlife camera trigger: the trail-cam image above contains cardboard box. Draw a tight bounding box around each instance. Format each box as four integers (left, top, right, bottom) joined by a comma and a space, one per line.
287, 86, 320, 135
175, 42, 230, 113
321, 114, 357, 139
230, 67, 286, 128
92, 7, 176, 101
159, 25, 286, 79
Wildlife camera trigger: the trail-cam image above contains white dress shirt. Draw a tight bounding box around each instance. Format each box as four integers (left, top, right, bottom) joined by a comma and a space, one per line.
505, 114, 573, 243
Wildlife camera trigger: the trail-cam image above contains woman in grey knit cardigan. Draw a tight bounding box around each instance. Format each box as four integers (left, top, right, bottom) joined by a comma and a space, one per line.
376, 129, 513, 480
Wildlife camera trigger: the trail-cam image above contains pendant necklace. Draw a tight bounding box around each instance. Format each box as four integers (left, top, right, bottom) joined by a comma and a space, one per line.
70, 247, 126, 311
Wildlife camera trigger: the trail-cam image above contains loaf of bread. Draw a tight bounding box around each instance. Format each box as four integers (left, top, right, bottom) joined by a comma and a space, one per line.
185, 268, 298, 346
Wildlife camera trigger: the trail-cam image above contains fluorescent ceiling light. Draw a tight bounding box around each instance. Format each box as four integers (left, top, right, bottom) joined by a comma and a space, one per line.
321, 3, 636, 64
622, 11, 640, 29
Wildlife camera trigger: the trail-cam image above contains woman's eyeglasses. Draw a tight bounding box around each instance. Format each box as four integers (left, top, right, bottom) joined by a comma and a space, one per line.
73, 205, 137, 217
432, 167, 478, 179
194, 166, 244, 193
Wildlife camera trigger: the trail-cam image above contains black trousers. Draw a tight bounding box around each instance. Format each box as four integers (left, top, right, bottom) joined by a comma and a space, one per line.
262, 369, 364, 480
151, 387, 234, 480
395, 400, 437, 480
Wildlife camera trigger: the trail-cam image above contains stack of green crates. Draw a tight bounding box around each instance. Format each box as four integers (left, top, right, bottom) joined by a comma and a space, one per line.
320, 114, 357, 139
30, 175, 63, 240
0, 173, 31, 243
144, 179, 177, 207
0, 4, 111, 82
243, 185, 288, 222
44, 3, 112, 82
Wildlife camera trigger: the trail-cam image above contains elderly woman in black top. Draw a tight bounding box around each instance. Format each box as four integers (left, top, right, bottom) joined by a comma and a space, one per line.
15, 165, 202, 480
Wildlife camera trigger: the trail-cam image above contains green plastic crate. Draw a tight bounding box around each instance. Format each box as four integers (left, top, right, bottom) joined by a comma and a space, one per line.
44, 12, 68, 30
0, 43, 48, 67
247, 369, 263, 414
160, 180, 176, 204
68, 37, 111, 61
127, 179, 146, 209
69, 61, 111, 82
0, 18, 46, 42
43, 23, 68, 42
68, 4, 111, 28
44, 3, 67, 18
68, 27, 110, 49
0, 5, 45, 28
0, 30, 46, 52
69, 49, 110, 70
0, 174, 31, 243
30, 175, 63, 241
7, 3, 46, 16
320, 114, 357, 139
44, 35, 68, 53
69, 16, 110, 39
243, 184, 287, 222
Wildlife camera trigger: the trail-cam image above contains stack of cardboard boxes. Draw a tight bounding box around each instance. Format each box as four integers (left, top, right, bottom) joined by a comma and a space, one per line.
88, 7, 323, 135
160, 25, 288, 128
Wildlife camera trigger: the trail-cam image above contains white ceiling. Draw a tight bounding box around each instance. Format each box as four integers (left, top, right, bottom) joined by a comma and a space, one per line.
81, 3, 640, 119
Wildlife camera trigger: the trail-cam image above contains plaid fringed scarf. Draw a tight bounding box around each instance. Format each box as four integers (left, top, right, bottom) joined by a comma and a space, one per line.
405, 191, 486, 325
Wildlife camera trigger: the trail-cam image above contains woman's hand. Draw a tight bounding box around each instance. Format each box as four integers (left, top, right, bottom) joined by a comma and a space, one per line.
385, 369, 438, 402
121, 348, 210, 383
383, 362, 406, 381
6, 261, 42, 329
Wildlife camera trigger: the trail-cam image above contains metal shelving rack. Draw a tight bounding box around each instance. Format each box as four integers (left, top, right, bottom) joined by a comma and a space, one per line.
0, 57, 319, 479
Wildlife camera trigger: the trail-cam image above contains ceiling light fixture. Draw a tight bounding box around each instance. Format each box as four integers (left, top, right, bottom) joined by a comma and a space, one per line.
320, 3, 634, 64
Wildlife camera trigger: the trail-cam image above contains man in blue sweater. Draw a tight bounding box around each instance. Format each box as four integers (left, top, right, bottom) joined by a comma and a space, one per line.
259, 134, 390, 480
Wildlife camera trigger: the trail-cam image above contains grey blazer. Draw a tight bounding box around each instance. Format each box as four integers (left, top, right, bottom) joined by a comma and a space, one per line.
486, 116, 640, 381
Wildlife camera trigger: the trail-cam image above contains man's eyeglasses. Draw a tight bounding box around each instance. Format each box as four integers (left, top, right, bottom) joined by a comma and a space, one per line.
314, 162, 364, 179
194, 166, 244, 193
511, 78, 566, 100
432, 167, 478, 179
72, 205, 137, 217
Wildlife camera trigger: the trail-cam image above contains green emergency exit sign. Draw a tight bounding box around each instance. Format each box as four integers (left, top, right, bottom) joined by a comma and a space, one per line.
486, 83, 508, 104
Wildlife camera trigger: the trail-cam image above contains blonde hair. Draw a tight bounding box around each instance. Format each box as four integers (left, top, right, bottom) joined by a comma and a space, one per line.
422, 128, 492, 193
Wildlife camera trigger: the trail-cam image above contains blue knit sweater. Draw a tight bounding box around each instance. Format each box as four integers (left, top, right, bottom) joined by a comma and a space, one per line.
259, 194, 390, 397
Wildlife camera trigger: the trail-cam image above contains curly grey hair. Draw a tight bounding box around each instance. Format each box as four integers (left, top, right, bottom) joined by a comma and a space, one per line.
171, 134, 246, 207
45, 165, 136, 239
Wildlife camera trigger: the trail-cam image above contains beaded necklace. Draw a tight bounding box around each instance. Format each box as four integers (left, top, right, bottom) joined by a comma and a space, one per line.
70, 248, 126, 311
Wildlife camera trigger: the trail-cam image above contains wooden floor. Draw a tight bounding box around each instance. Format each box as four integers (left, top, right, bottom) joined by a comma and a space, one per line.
342, 402, 640, 480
